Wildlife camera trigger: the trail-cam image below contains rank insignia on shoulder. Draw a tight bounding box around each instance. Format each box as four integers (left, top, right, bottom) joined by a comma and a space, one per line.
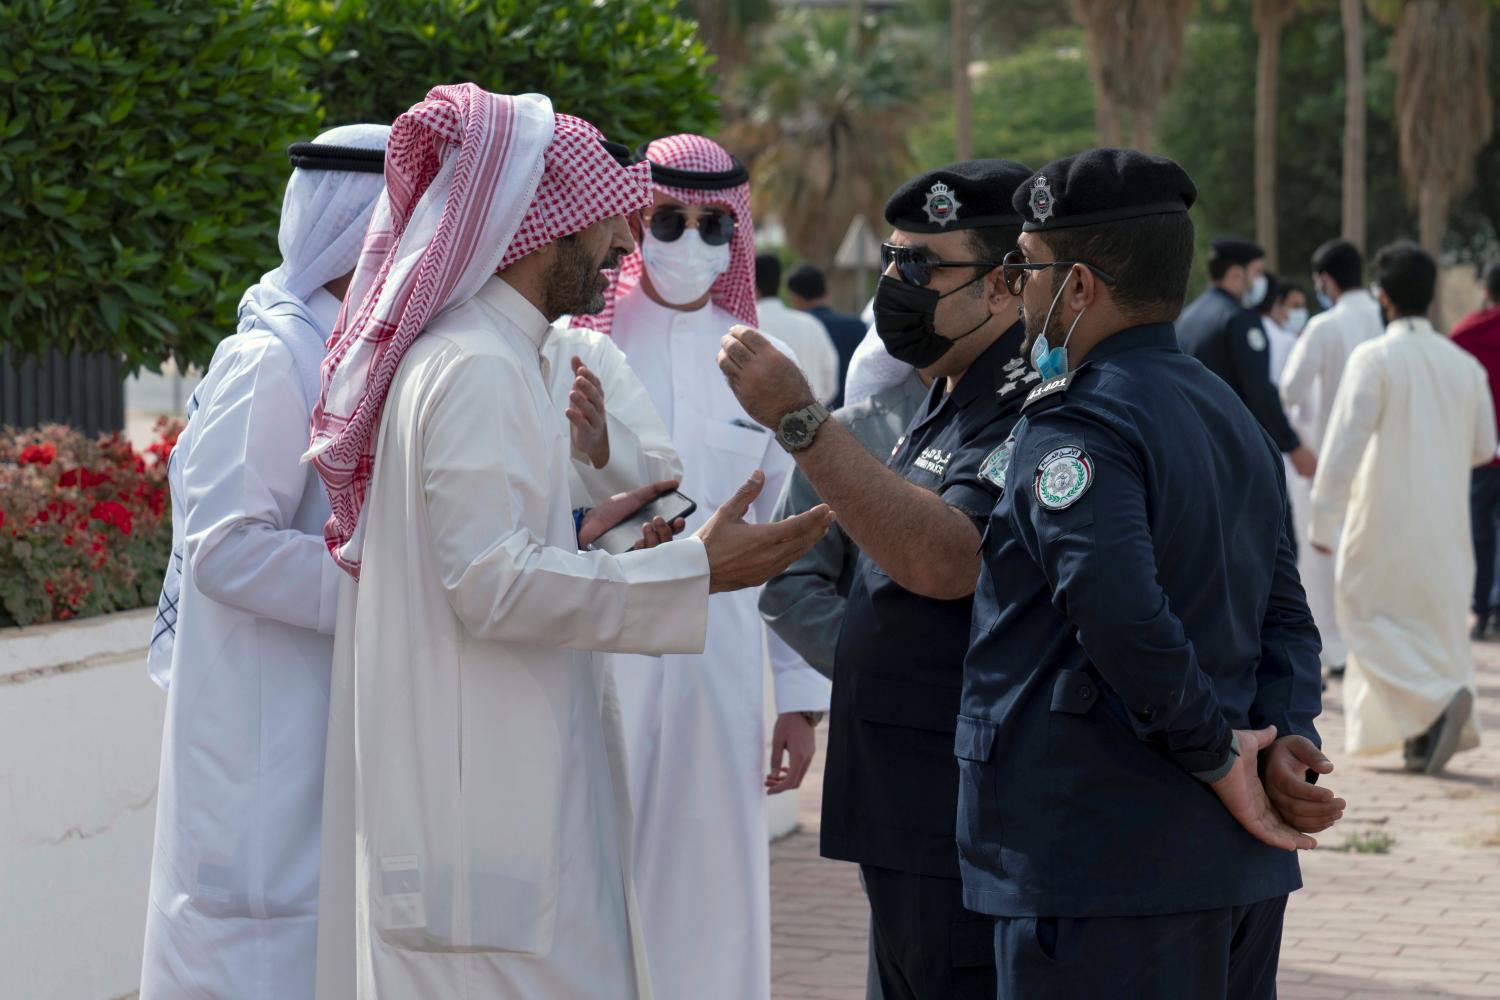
1022, 372, 1072, 411
1034, 446, 1093, 510
980, 441, 1013, 491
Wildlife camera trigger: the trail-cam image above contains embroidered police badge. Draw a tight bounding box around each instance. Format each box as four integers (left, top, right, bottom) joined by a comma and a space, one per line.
980, 441, 1013, 490
1034, 446, 1092, 510
1246, 326, 1267, 352
924, 182, 961, 227
1027, 175, 1055, 224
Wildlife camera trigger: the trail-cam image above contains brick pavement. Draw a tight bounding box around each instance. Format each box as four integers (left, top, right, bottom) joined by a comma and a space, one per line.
770, 643, 1500, 999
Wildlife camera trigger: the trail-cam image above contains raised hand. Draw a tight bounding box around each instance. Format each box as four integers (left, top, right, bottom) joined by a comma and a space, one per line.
566, 355, 610, 469
717, 325, 817, 429
695, 470, 834, 593
1210, 726, 1319, 851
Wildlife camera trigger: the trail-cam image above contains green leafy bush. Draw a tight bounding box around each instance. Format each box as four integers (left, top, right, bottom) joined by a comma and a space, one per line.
0, 0, 322, 372
286, 0, 719, 149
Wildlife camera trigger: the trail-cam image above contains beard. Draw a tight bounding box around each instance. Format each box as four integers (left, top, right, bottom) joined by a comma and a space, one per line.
1020, 273, 1066, 360
543, 236, 622, 320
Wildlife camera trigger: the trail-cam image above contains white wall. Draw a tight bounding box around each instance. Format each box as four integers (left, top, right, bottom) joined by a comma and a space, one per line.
0, 610, 159, 1000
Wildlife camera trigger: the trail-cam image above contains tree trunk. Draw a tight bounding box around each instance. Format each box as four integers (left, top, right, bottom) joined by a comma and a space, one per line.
848, 0, 864, 56
952, 0, 972, 159
1131, 104, 1156, 154
1255, 17, 1282, 269
1340, 0, 1367, 253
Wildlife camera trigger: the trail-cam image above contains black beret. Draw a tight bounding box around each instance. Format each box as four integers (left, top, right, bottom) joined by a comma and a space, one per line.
884, 159, 1032, 233
1013, 148, 1197, 232
1209, 236, 1265, 265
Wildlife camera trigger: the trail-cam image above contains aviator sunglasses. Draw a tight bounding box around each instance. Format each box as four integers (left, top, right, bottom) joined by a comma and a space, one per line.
643, 206, 737, 247
881, 242, 1006, 288
1001, 249, 1116, 296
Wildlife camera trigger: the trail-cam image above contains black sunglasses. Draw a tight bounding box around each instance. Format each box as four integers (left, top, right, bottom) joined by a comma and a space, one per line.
1001, 249, 1117, 297
881, 242, 1004, 288
643, 206, 737, 247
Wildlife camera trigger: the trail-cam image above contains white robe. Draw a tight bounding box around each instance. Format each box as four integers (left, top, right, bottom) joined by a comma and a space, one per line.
141, 289, 344, 999
313, 277, 712, 1000
542, 321, 683, 506
1309, 318, 1497, 755
756, 296, 842, 406
1281, 289, 1384, 668
609, 291, 831, 1000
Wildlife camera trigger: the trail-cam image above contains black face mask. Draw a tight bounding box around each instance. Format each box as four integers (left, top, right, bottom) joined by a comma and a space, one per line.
872, 272, 991, 369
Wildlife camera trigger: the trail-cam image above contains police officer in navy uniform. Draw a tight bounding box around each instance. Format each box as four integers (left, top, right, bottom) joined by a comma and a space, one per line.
1178, 236, 1318, 480
957, 150, 1346, 997
717, 159, 1036, 999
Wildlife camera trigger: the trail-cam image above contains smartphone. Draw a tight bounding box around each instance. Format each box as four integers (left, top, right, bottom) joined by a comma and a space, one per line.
589, 489, 698, 555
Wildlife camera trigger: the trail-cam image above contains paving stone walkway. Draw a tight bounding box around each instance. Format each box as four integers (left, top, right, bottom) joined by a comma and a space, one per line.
770, 643, 1500, 999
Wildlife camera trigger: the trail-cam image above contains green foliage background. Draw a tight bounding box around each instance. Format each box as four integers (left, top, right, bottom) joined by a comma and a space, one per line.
288, 0, 719, 147
1, 0, 718, 373
0, 0, 322, 373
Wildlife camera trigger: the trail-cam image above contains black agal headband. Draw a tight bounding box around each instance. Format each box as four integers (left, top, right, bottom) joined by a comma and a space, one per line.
286, 142, 386, 174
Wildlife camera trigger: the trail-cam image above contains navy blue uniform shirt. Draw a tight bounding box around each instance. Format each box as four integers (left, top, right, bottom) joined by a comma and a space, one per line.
1177, 287, 1301, 452
957, 322, 1323, 917
821, 322, 1036, 880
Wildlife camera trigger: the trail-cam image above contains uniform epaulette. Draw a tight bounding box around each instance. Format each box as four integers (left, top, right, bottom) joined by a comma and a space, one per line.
1021, 372, 1073, 413
995, 356, 1042, 409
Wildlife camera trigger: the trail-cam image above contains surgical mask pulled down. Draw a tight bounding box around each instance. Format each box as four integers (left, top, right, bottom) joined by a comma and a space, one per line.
1028, 268, 1087, 381
640, 229, 731, 306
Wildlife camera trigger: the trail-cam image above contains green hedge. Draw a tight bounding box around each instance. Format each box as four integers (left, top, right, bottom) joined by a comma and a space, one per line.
0, 0, 322, 372
288, 0, 719, 149
1, 0, 718, 374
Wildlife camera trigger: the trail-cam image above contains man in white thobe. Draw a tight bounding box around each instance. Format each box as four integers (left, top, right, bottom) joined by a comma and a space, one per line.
1310, 241, 1496, 775
307, 88, 832, 1000
140, 124, 389, 1000
1281, 239, 1384, 675
575, 133, 833, 1000
756, 252, 842, 405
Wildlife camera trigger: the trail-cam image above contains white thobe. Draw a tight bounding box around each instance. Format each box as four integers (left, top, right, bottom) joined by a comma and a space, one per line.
1309, 318, 1497, 755
141, 290, 343, 999
313, 277, 712, 1000
1281, 290, 1384, 668
542, 321, 683, 506
609, 291, 832, 1000
756, 296, 842, 406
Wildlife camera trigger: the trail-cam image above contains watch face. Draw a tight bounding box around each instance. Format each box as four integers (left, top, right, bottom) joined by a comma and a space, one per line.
783, 416, 808, 444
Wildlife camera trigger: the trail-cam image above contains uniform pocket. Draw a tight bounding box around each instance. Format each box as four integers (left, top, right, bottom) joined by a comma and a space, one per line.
1049, 669, 1099, 715
953, 715, 1002, 876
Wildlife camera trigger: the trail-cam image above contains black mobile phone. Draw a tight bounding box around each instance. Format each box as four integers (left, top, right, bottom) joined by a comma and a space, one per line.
589, 489, 699, 555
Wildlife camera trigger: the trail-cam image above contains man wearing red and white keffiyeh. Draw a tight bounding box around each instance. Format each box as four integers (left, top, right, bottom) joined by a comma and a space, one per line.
309, 88, 833, 1000
580, 134, 833, 1000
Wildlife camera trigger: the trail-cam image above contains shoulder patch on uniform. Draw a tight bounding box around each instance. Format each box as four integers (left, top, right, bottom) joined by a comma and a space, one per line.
1021, 372, 1072, 411
1033, 446, 1093, 510
1246, 326, 1267, 352
996, 356, 1041, 405
980, 440, 1013, 490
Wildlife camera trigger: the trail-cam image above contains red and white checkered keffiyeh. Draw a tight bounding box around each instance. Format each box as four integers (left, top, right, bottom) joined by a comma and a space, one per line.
306, 84, 652, 575
574, 133, 757, 335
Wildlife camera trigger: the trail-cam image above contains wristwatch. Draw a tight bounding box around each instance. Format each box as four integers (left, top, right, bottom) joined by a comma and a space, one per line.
800, 711, 825, 728
775, 402, 831, 453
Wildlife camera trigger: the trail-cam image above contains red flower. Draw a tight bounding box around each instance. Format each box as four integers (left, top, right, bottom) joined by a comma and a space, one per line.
58, 469, 79, 488
89, 501, 133, 536
36, 511, 49, 523
0, 508, 5, 531
44, 581, 54, 596
18, 443, 56, 466
63, 534, 74, 546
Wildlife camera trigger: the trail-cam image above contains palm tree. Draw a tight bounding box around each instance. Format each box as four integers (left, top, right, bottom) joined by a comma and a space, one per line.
1072, 0, 1195, 151
1393, 0, 1493, 265
1340, 0, 1367, 253
722, 11, 921, 265
680, 0, 773, 79
953, 0, 972, 159
1254, 0, 1298, 270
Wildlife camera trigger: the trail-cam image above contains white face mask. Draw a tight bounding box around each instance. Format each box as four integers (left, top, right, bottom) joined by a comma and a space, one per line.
1241, 273, 1268, 309
640, 229, 731, 306
1285, 307, 1309, 334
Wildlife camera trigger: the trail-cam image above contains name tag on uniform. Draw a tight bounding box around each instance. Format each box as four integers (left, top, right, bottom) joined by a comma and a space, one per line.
914, 447, 952, 477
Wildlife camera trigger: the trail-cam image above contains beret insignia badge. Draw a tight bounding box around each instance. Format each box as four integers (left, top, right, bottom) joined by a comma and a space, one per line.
1027, 175, 1055, 224
923, 181, 961, 227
